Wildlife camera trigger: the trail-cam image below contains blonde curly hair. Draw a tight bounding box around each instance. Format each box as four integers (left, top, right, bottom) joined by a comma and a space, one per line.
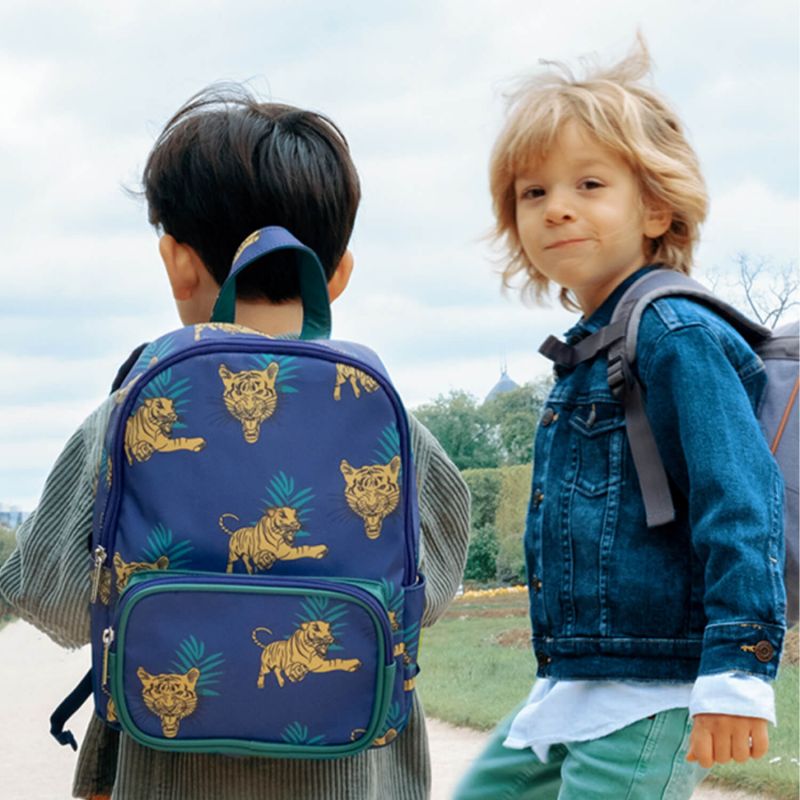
490, 36, 708, 308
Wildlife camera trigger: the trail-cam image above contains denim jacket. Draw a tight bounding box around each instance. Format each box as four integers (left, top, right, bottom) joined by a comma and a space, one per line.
526, 267, 786, 682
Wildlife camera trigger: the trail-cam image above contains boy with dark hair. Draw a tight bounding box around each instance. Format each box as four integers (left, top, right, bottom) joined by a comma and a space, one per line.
0, 85, 470, 800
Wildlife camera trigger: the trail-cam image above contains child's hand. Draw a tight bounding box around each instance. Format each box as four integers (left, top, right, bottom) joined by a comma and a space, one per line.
687, 713, 769, 768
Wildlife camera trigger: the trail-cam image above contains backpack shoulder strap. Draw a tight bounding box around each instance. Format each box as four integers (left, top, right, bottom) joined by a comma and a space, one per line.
111, 343, 148, 393
609, 269, 771, 383
608, 269, 771, 528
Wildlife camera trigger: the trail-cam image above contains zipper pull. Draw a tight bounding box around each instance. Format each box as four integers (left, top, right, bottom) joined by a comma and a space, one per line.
101, 626, 115, 689
90, 545, 108, 603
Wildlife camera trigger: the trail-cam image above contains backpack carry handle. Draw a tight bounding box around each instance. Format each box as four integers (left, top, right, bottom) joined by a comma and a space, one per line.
211, 226, 332, 339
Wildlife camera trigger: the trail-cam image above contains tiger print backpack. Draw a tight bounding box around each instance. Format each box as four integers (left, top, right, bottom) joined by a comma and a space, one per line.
52, 227, 425, 759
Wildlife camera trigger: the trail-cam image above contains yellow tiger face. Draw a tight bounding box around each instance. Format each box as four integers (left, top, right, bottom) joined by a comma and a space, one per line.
340, 456, 401, 539
137, 666, 200, 738
302, 620, 335, 656
261, 506, 302, 543
219, 363, 279, 443
114, 553, 170, 592
143, 397, 178, 433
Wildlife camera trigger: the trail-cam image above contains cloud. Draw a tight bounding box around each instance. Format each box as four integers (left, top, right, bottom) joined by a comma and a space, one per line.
0, 0, 796, 507
699, 181, 799, 268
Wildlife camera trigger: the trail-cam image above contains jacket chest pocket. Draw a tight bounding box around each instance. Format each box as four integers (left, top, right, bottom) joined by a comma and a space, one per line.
567, 402, 626, 496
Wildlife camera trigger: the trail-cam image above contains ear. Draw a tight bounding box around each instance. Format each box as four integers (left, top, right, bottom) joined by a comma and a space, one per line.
643, 204, 672, 239
327, 250, 354, 303
159, 234, 207, 302
264, 362, 279, 382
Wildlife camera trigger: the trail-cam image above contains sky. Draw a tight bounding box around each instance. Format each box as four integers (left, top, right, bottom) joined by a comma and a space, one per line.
1, 0, 798, 509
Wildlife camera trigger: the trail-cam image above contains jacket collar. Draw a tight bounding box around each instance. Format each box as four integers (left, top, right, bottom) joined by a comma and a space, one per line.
564, 265, 659, 345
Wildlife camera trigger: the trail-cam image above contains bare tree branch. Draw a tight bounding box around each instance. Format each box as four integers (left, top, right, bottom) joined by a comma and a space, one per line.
732, 253, 799, 329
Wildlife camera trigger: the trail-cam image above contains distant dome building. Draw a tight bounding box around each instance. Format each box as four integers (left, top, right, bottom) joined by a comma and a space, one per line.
485, 365, 519, 403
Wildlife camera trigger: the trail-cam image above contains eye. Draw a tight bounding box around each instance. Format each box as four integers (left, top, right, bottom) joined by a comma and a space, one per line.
519, 185, 545, 200
579, 179, 604, 190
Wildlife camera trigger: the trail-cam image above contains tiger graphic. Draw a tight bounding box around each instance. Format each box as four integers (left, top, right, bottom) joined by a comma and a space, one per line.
219, 363, 280, 444
333, 364, 380, 401
95, 567, 112, 605
388, 610, 405, 657
137, 666, 200, 738
219, 507, 328, 574
340, 456, 401, 539
124, 397, 206, 465
350, 727, 398, 746
193, 322, 275, 341
233, 229, 261, 263
252, 621, 361, 689
402, 646, 418, 691
194, 322, 239, 341
113, 553, 170, 592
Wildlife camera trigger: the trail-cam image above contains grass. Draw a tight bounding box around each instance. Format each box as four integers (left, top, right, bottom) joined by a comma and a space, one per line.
417, 588, 800, 800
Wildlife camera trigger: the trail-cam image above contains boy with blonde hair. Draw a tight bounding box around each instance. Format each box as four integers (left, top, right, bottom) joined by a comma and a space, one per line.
456, 38, 785, 799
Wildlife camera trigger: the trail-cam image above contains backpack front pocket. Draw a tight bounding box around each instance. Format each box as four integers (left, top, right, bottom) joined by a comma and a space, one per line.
107, 573, 395, 757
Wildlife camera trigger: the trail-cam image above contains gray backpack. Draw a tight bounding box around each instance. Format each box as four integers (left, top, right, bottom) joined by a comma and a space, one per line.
540, 269, 799, 625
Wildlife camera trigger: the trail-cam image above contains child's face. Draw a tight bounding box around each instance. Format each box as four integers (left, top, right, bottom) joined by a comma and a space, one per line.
513, 121, 669, 314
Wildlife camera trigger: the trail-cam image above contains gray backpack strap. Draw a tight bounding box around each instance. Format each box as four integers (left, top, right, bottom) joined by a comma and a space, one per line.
755, 320, 799, 625
539, 320, 627, 367
609, 269, 771, 528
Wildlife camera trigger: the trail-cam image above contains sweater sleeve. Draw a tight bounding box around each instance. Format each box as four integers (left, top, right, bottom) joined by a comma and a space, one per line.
0, 399, 114, 648
408, 414, 471, 627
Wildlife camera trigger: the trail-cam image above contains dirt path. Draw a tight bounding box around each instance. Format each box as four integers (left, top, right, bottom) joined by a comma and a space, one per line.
0, 621, 776, 799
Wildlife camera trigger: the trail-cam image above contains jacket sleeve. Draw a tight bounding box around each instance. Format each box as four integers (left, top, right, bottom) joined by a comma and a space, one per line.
408, 414, 471, 627
0, 399, 114, 648
638, 316, 785, 679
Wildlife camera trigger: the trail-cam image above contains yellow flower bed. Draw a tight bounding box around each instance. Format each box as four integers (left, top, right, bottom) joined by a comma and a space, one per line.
458, 585, 526, 601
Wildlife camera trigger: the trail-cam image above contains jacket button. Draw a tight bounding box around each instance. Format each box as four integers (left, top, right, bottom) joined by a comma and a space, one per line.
532, 490, 544, 508
753, 640, 775, 663
530, 575, 542, 592
536, 653, 551, 666
541, 408, 558, 427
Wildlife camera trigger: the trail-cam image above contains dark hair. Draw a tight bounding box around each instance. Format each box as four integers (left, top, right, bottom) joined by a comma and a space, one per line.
142, 84, 361, 302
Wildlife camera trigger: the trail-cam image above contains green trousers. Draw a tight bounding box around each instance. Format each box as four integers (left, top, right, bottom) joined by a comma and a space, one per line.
453, 707, 708, 800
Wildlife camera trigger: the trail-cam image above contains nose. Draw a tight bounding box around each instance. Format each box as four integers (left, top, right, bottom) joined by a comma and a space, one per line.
544, 189, 575, 224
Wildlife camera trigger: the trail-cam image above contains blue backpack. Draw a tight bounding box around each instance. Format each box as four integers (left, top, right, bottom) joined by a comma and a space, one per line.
53, 227, 424, 758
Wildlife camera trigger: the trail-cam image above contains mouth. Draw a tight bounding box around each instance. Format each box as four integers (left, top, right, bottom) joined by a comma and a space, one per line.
545, 238, 590, 250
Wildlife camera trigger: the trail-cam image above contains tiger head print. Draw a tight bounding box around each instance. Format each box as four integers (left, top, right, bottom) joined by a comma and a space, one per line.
113, 553, 170, 592
137, 666, 200, 738
142, 397, 178, 432
219, 363, 280, 444
340, 456, 401, 539
300, 620, 335, 656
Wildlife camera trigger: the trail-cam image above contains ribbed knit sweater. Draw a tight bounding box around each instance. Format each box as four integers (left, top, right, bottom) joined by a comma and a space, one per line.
0, 397, 470, 800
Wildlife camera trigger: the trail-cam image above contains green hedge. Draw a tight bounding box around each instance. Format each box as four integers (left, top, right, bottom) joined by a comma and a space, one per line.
462, 464, 531, 584
0, 525, 15, 566
494, 464, 531, 582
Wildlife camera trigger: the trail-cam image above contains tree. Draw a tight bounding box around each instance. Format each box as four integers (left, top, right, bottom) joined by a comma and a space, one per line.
0, 524, 15, 566
708, 254, 799, 329
413, 390, 500, 470
482, 377, 553, 465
